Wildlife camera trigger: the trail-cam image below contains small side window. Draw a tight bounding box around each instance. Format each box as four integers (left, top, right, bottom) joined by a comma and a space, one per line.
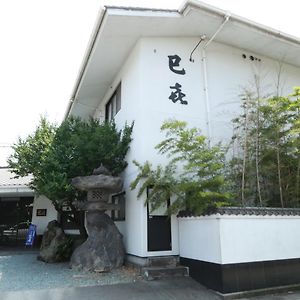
111, 192, 125, 221
105, 83, 121, 121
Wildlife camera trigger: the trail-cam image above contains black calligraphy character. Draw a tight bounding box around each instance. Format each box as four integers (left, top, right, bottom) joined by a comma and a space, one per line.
169, 83, 188, 105
168, 55, 186, 75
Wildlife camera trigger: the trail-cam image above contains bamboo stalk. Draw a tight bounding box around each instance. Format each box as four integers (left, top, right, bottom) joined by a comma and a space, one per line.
241, 95, 249, 206
254, 75, 263, 206
276, 139, 284, 208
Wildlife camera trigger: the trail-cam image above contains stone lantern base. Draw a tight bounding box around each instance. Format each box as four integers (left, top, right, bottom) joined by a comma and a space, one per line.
70, 211, 124, 272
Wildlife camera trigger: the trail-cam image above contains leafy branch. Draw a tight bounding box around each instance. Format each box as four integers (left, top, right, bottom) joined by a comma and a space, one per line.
130, 120, 232, 215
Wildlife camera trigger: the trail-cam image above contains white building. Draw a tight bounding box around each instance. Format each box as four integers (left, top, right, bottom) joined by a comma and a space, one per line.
65, 0, 300, 294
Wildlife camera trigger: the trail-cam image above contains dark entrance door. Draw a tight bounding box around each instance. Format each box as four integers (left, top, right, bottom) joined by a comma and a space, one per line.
147, 189, 171, 252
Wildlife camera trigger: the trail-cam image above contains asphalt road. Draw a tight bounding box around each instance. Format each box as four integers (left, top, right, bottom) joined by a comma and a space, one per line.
2, 276, 300, 300
0, 277, 221, 300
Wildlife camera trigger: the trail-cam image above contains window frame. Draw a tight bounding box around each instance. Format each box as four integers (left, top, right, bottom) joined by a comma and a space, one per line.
105, 83, 121, 121
110, 191, 125, 222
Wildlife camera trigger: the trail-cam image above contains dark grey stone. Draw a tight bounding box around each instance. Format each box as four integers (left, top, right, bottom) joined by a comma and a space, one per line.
71, 174, 123, 192
142, 266, 189, 280
72, 200, 120, 211
70, 212, 124, 272
38, 220, 70, 263
93, 164, 111, 175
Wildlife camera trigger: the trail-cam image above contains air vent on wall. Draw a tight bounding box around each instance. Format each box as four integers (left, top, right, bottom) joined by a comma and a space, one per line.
242, 53, 261, 62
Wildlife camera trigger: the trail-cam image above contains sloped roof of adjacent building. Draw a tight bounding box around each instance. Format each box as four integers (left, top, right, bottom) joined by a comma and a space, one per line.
0, 168, 32, 186
0, 167, 34, 196
65, 0, 300, 119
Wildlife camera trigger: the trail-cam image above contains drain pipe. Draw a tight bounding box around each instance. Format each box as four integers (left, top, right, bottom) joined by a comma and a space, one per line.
202, 13, 231, 144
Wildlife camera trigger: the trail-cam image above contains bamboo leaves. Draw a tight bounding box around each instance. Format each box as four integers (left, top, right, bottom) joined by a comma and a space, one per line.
230, 87, 300, 207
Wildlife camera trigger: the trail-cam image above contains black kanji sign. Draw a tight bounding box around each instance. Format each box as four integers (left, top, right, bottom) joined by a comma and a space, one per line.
168, 54, 186, 75
167, 54, 188, 105
169, 83, 187, 105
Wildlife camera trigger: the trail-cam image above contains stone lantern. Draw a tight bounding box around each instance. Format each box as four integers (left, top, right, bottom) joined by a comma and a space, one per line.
70, 165, 125, 272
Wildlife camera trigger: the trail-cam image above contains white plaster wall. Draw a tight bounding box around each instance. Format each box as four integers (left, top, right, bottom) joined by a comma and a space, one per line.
219, 216, 300, 264
31, 195, 58, 235
178, 216, 222, 263
94, 36, 300, 258
178, 215, 300, 264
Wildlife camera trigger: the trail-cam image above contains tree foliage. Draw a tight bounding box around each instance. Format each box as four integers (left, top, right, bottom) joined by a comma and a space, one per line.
8, 117, 133, 235
229, 87, 300, 207
130, 120, 232, 215
8, 118, 57, 179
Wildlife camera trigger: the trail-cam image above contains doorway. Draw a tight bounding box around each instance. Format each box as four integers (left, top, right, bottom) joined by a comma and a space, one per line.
147, 188, 171, 252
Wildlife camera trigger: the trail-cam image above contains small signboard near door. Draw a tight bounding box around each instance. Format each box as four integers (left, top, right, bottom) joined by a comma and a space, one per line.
147, 189, 171, 251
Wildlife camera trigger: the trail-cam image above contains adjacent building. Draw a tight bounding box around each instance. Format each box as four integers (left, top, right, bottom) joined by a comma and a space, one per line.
0, 167, 57, 242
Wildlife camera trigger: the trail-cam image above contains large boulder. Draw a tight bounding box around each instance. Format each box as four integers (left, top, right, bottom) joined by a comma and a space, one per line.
70, 211, 124, 272
38, 220, 72, 263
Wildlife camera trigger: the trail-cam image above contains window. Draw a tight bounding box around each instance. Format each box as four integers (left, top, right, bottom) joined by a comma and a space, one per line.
111, 192, 125, 221
105, 83, 121, 121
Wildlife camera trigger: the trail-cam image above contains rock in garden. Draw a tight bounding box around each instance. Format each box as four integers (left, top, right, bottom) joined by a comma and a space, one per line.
38, 220, 71, 263
70, 211, 124, 272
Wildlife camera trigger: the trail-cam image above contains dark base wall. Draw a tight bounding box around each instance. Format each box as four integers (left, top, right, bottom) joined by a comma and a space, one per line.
180, 257, 300, 294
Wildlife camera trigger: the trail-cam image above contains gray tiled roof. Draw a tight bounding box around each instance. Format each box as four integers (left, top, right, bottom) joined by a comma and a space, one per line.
0, 168, 32, 187
178, 207, 300, 217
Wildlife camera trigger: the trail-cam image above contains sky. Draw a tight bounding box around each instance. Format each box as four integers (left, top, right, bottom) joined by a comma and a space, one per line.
0, 0, 299, 166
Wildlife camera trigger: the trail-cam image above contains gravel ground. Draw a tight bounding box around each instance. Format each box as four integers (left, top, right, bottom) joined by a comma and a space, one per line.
0, 252, 140, 292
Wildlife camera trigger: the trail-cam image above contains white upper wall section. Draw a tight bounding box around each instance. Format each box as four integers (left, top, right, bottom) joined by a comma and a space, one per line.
219, 216, 300, 264
179, 216, 222, 263
179, 215, 300, 264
